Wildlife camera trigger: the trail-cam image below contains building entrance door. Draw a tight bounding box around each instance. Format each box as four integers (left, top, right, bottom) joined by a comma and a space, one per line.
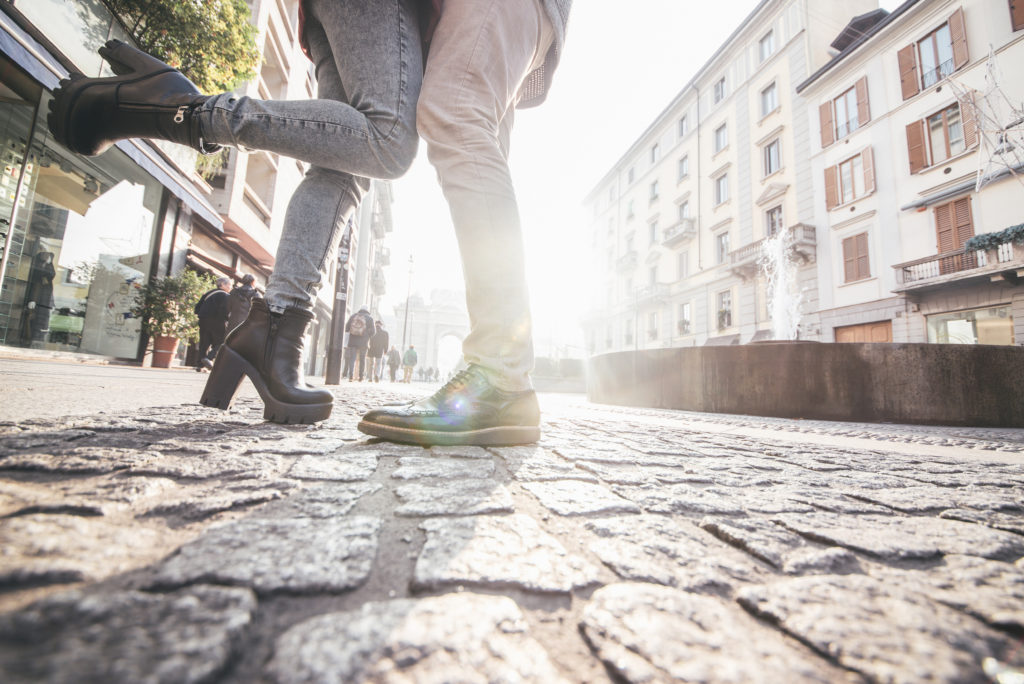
835, 320, 893, 343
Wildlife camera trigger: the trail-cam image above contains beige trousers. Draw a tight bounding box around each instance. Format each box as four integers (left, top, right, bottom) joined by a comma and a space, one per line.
416, 0, 554, 392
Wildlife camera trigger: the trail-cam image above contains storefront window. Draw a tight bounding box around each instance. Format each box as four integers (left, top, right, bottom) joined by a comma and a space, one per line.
0, 77, 161, 359
926, 306, 1014, 345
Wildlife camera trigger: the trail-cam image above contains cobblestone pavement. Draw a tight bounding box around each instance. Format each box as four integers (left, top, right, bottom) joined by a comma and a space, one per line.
1, 382, 1024, 683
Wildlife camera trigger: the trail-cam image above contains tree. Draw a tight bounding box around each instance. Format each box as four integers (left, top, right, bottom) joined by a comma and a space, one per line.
132, 269, 216, 342
102, 0, 260, 94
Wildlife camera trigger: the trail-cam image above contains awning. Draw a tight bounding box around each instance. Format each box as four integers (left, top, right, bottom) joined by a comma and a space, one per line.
704, 334, 741, 346
900, 161, 1024, 211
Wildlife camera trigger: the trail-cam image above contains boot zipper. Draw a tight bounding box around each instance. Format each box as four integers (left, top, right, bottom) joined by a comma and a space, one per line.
173, 105, 188, 124
265, 318, 278, 370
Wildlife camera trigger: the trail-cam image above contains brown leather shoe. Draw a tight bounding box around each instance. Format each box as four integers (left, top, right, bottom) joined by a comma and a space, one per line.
358, 365, 540, 446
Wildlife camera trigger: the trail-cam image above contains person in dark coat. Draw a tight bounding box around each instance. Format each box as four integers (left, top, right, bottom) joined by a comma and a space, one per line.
366, 320, 389, 382
386, 345, 401, 382
342, 306, 375, 381
227, 273, 261, 331
23, 251, 56, 344
195, 277, 231, 371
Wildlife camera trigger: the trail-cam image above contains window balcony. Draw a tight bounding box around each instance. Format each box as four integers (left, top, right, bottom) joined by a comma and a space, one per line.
371, 267, 387, 296
616, 250, 638, 272
893, 242, 1024, 293
635, 283, 670, 305
729, 223, 817, 280
376, 246, 391, 266
662, 218, 696, 247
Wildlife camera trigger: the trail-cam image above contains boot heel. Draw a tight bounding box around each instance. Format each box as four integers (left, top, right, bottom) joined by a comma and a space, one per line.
200, 347, 247, 410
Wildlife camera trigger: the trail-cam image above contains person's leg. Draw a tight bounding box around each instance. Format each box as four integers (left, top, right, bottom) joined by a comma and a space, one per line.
196, 324, 211, 369
357, 348, 368, 381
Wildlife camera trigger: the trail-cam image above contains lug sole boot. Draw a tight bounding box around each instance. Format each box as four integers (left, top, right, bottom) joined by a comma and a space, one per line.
201, 300, 333, 424
47, 39, 219, 157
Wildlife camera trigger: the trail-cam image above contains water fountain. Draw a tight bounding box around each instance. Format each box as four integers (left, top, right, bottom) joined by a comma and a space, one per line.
760, 228, 803, 341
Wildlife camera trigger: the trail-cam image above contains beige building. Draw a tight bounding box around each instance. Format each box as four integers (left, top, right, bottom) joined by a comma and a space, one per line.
800, 0, 1024, 346
583, 0, 876, 354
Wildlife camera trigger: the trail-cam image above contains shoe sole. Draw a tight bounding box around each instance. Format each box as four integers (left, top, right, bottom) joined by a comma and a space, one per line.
356, 420, 540, 447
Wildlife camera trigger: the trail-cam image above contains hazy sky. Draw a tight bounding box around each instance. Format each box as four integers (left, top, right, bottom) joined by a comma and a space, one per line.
380, 0, 902, 357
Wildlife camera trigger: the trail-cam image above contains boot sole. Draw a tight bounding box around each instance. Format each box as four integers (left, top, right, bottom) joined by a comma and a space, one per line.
356, 420, 540, 447
200, 346, 333, 425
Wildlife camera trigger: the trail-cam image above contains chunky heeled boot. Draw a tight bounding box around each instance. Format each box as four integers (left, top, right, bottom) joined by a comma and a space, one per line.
201, 300, 333, 424
47, 39, 219, 157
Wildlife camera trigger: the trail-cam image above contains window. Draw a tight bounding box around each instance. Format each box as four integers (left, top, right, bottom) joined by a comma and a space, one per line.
678, 302, 692, 334
678, 251, 689, 280
825, 148, 875, 209
649, 180, 659, 201
605, 324, 613, 349
907, 100, 976, 173
897, 9, 968, 100
761, 82, 778, 117
651, 143, 660, 164
713, 77, 726, 103
678, 201, 691, 220
714, 123, 728, 153
626, 199, 635, 219
648, 265, 657, 285
715, 231, 730, 264
934, 196, 975, 262
820, 77, 869, 148
842, 232, 871, 283
759, 30, 775, 62
625, 234, 634, 252
717, 290, 732, 329
714, 174, 729, 205
624, 319, 634, 346
766, 205, 783, 237
1013, 0, 1024, 32
677, 155, 689, 180
648, 221, 658, 244
608, 186, 615, 202
927, 306, 1014, 345
678, 115, 689, 137
648, 311, 659, 340
627, 167, 635, 184
763, 139, 781, 176
624, 277, 633, 297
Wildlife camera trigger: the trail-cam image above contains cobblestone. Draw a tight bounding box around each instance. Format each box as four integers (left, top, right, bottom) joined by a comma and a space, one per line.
0, 378, 1023, 682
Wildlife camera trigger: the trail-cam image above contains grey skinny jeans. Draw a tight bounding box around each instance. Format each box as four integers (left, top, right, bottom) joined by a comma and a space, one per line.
197, 0, 422, 313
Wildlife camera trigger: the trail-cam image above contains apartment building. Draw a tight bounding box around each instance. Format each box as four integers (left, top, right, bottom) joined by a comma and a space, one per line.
583, 0, 875, 355
799, 0, 1024, 346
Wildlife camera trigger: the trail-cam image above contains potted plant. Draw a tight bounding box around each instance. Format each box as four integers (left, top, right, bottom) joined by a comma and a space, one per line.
132, 269, 215, 367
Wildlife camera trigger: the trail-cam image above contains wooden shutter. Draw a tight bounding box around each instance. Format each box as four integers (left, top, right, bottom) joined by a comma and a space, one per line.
862, 146, 876, 194
935, 202, 956, 253
959, 91, 978, 148
906, 120, 927, 174
1012, 0, 1024, 31
855, 76, 871, 125
819, 101, 835, 148
855, 233, 870, 280
897, 44, 920, 100
842, 236, 857, 282
824, 165, 839, 210
949, 8, 969, 70
953, 196, 974, 246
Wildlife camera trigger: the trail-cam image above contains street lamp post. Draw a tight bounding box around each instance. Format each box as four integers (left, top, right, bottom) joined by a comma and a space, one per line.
401, 256, 413, 349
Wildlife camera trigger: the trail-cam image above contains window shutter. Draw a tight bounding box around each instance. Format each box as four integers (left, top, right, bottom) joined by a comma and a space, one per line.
1012, 0, 1024, 31
855, 76, 871, 125
819, 101, 835, 148
897, 44, 920, 100
842, 236, 857, 283
935, 202, 955, 253
906, 120, 927, 174
959, 91, 979, 148
953, 196, 974, 246
862, 146, 876, 194
824, 165, 839, 210
856, 233, 870, 280
949, 8, 970, 70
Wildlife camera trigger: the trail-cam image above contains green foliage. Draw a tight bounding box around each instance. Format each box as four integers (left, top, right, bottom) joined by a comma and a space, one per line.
195, 147, 231, 180
965, 223, 1024, 253
103, 0, 260, 93
132, 269, 216, 342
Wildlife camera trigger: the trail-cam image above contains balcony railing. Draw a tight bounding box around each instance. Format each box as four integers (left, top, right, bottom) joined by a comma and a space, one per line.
662, 218, 696, 246
635, 283, 670, 304
921, 58, 954, 89
728, 223, 817, 280
616, 250, 638, 272
893, 242, 1022, 290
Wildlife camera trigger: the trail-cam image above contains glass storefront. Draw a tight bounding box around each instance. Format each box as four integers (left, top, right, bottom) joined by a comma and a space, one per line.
0, 54, 161, 358
926, 305, 1014, 345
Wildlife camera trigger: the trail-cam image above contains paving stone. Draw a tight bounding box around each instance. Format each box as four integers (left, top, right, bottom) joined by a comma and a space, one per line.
0, 514, 177, 589
394, 481, 514, 517
413, 514, 601, 593
700, 516, 811, 569
129, 451, 287, 480
785, 489, 893, 514
737, 574, 1020, 684
268, 593, 567, 683
495, 445, 598, 481
0, 446, 161, 474
429, 445, 491, 459
773, 512, 1024, 561
254, 483, 381, 519
287, 451, 378, 481
245, 434, 348, 455
0, 429, 97, 455
0, 585, 255, 684
781, 547, 862, 576
840, 486, 1024, 513
151, 516, 381, 594
940, 508, 1024, 535
576, 461, 658, 485
586, 515, 766, 592
553, 445, 647, 464
524, 480, 641, 516
392, 456, 495, 480
613, 483, 744, 516
144, 486, 288, 522
869, 554, 1024, 631
581, 582, 859, 684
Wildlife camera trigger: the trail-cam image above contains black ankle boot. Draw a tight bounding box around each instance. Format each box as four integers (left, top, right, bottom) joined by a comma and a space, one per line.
47, 39, 220, 157
201, 300, 333, 424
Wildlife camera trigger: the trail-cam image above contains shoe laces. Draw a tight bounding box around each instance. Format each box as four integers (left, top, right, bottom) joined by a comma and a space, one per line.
429, 367, 483, 406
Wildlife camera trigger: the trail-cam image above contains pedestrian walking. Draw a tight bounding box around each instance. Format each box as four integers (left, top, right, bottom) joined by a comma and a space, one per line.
343, 307, 375, 382
402, 345, 418, 384
386, 345, 401, 382
227, 274, 261, 332
367, 320, 389, 382
194, 277, 231, 371
48, 0, 572, 441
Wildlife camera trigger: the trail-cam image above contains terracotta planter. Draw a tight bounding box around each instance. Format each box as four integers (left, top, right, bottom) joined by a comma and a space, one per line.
151, 335, 180, 368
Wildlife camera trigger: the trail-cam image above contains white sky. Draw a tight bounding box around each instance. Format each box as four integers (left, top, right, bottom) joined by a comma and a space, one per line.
381, 0, 903, 358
